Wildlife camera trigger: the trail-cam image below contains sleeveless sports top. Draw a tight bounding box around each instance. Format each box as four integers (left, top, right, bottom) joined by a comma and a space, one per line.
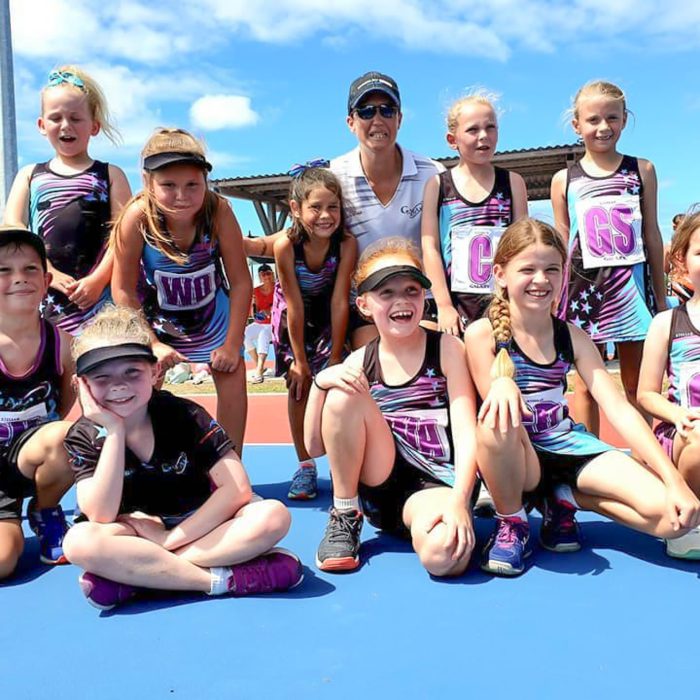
437, 166, 513, 296
363, 329, 455, 485
665, 305, 700, 408
0, 320, 62, 450
140, 225, 229, 363
28, 160, 111, 280
506, 317, 613, 456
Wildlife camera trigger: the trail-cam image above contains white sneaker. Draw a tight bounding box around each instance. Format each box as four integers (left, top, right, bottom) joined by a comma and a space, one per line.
666, 527, 700, 559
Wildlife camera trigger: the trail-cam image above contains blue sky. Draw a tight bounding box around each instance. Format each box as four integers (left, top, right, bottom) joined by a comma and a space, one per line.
7, 0, 700, 239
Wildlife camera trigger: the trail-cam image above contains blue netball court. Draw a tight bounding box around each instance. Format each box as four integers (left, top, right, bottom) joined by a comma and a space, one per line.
1, 438, 696, 699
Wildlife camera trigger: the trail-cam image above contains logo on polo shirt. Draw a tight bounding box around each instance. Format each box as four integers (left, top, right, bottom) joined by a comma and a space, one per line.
401, 202, 423, 219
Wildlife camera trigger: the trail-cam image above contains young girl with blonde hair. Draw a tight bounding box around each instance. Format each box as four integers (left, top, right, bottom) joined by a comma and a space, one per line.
62, 305, 302, 610
465, 218, 699, 576
111, 128, 251, 452
422, 91, 528, 335
550, 80, 665, 435
4, 65, 131, 333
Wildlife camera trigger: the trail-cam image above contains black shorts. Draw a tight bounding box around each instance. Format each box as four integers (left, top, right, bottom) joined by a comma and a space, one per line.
358, 454, 445, 535
531, 447, 610, 494
0, 425, 43, 521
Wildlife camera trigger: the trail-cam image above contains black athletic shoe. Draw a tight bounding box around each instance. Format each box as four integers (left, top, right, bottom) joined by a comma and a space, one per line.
315, 508, 363, 572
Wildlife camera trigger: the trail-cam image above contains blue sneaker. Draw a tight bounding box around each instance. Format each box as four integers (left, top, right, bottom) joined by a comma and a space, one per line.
481, 516, 531, 576
539, 497, 582, 552
27, 499, 69, 565
288, 465, 318, 500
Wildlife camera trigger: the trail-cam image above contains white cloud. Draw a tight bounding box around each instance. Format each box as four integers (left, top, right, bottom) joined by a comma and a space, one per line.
190, 95, 259, 131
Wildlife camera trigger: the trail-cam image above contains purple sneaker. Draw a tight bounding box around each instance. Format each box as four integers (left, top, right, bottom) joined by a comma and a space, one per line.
27, 499, 69, 565
227, 548, 303, 596
79, 572, 137, 611
540, 497, 582, 553
481, 516, 531, 576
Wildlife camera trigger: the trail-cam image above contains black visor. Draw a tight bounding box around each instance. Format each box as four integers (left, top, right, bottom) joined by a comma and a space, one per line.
357, 265, 431, 294
76, 343, 158, 376
143, 151, 212, 172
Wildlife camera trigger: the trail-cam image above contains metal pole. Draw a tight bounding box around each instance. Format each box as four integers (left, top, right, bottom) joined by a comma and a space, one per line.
0, 0, 18, 215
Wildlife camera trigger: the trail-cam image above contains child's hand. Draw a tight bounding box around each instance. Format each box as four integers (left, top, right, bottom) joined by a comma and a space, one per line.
674, 408, 700, 438
665, 479, 700, 531
117, 512, 167, 546
287, 360, 311, 402
314, 364, 368, 395
425, 496, 475, 562
67, 274, 105, 310
50, 269, 77, 296
437, 304, 464, 337
478, 376, 532, 433
153, 342, 186, 375
210, 345, 241, 373
77, 377, 124, 433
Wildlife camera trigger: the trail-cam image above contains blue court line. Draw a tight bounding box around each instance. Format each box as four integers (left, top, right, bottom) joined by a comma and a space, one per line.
1, 445, 697, 699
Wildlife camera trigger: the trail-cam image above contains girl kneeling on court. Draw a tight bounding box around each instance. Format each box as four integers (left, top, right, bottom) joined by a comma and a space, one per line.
305, 238, 478, 574
465, 218, 700, 577
62, 305, 302, 610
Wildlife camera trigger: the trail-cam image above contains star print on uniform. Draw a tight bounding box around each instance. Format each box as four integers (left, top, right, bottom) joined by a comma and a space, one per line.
94, 426, 109, 441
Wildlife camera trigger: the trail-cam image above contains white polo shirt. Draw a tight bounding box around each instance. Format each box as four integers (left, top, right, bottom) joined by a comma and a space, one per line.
330, 145, 445, 256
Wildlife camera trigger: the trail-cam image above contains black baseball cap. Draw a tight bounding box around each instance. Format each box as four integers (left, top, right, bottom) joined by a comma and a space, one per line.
357, 264, 431, 295
258, 263, 273, 273
0, 225, 48, 271
76, 343, 158, 376
143, 151, 212, 172
348, 72, 401, 114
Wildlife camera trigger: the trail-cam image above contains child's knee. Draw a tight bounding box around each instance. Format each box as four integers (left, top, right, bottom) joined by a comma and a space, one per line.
475, 420, 518, 453
0, 526, 24, 580
415, 526, 473, 578
323, 387, 357, 417
62, 521, 103, 566
252, 499, 291, 540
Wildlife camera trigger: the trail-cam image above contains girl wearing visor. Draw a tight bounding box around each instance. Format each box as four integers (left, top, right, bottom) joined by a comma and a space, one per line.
62, 305, 302, 610
305, 239, 478, 575
112, 129, 251, 453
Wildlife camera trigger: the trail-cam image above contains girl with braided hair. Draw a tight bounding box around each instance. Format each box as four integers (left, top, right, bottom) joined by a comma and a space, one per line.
465, 218, 700, 576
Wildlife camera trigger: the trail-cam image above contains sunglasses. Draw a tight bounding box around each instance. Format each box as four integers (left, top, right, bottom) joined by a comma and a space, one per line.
354, 103, 398, 120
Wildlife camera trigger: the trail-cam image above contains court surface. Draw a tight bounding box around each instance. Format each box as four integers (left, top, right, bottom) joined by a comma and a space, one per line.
1, 395, 697, 699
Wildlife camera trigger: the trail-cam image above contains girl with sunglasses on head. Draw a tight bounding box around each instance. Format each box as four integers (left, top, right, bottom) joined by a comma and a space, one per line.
4, 65, 131, 334
111, 128, 251, 454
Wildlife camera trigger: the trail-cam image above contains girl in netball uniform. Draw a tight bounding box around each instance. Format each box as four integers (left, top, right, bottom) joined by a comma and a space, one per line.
550, 80, 665, 435
305, 238, 478, 575
4, 65, 131, 334
111, 129, 251, 452
639, 210, 700, 559
465, 218, 699, 576
62, 305, 302, 610
272, 167, 356, 500
422, 91, 528, 335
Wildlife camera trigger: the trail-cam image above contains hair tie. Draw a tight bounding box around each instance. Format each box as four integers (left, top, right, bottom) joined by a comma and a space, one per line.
495, 339, 511, 351
287, 158, 330, 178
46, 70, 86, 92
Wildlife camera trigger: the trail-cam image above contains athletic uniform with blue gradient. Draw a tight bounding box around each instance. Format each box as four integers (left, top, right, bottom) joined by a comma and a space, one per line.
271, 236, 344, 376
0, 321, 63, 518
358, 329, 455, 531
140, 225, 229, 364
508, 317, 613, 458
561, 155, 655, 343
437, 166, 513, 326
654, 305, 700, 456
28, 160, 112, 334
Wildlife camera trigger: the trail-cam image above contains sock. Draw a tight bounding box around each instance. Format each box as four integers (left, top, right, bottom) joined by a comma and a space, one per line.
497, 508, 528, 523
208, 566, 230, 596
554, 484, 580, 509
299, 458, 316, 470
334, 495, 360, 512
